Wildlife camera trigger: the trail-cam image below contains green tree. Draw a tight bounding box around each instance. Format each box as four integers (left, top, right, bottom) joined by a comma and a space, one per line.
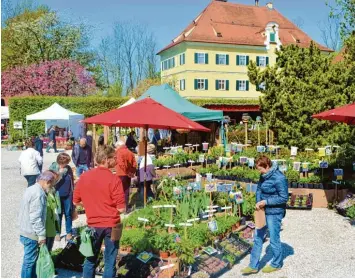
1, 7, 93, 71
248, 42, 355, 149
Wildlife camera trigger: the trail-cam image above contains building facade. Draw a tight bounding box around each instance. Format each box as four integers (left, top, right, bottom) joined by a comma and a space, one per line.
158, 0, 332, 101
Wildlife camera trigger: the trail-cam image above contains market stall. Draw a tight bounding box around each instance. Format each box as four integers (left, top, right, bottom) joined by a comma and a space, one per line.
26, 103, 84, 139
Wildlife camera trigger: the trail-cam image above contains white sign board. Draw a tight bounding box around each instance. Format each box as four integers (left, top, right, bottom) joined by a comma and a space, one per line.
13, 121, 23, 129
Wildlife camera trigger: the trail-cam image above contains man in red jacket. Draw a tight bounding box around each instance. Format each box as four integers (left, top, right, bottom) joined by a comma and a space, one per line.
73, 145, 125, 278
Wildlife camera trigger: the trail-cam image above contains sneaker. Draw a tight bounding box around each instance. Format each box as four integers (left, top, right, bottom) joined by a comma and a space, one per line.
262, 265, 281, 273
66, 233, 72, 241
55, 235, 61, 242
241, 266, 258, 275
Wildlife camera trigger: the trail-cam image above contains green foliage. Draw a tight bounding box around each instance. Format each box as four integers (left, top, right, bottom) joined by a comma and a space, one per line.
176, 238, 195, 265
228, 128, 268, 145
346, 205, 355, 220
120, 228, 151, 252
285, 169, 300, 182
242, 191, 256, 218
8, 96, 128, 139
248, 42, 355, 149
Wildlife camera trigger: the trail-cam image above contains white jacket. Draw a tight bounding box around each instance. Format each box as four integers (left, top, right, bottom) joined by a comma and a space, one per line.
18, 148, 43, 176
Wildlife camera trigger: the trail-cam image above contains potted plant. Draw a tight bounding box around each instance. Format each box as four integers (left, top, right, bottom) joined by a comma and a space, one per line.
65, 139, 74, 150
151, 232, 170, 259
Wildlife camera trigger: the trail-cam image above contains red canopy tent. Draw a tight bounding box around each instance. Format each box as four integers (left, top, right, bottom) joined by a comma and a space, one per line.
312, 103, 355, 125
83, 97, 210, 206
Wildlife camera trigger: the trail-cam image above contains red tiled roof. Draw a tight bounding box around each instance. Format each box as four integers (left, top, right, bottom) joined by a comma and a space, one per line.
333, 47, 345, 63
158, 1, 333, 54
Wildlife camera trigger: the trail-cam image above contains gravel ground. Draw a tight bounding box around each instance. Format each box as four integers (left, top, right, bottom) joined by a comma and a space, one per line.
2, 148, 355, 278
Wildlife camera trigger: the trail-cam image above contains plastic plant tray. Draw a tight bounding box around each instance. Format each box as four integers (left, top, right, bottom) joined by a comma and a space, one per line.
192, 253, 229, 278
287, 193, 313, 210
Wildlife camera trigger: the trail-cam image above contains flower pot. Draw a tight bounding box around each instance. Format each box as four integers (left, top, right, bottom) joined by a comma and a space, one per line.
119, 246, 132, 254
125, 226, 132, 230
170, 252, 177, 258
159, 251, 170, 259
65, 145, 73, 150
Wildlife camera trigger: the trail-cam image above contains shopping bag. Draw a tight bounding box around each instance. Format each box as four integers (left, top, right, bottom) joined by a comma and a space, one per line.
36, 245, 55, 278
79, 228, 94, 257
254, 208, 266, 229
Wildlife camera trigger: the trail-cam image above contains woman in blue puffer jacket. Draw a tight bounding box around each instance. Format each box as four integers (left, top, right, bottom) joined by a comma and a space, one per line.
242, 155, 288, 275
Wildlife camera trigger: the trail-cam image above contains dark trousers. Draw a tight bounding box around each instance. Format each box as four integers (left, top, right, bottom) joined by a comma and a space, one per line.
83, 227, 119, 278
58, 195, 73, 235
24, 175, 38, 187
46, 141, 58, 152
119, 176, 131, 211
139, 181, 155, 201
46, 237, 55, 252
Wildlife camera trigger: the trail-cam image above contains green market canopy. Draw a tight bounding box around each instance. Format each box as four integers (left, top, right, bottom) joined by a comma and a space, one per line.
138, 84, 223, 122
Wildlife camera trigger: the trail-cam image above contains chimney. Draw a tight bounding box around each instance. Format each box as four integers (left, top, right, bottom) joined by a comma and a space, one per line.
266, 2, 273, 10
255, 0, 259, 6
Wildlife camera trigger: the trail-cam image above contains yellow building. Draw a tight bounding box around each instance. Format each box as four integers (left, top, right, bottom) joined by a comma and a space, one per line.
158, 0, 331, 101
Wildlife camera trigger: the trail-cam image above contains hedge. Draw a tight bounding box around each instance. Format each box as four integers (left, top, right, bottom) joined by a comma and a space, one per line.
8, 96, 129, 141
188, 98, 260, 107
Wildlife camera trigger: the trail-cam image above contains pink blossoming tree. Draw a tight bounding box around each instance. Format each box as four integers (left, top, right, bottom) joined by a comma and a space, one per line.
1, 59, 96, 96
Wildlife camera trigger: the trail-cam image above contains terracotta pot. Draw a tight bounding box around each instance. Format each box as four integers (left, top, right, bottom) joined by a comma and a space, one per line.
125, 226, 132, 230
146, 226, 152, 229
159, 251, 170, 259
120, 246, 132, 254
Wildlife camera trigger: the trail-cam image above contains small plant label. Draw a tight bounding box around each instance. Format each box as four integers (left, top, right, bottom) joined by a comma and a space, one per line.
221, 206, 232, 210
204, 209, 217, 213
163, 205, 176, 208
205, 183, 217, 193
291, 146, 298, 156
208, 220, 218, 233
334, 169, 343, 176
217, 184, 225, 192
207, 205, 219, 209
179, 223, 193, 227
293, 162, 301, 171
152, 205, 164, 209
187, 218, 200, 222
164, 224, 176, 228
257, 145, 266, 152
137, 252, 153, 264
202, 214, 214, 218
160, 264, 175, 270
248, 158, 255, 168
138, 217, 149, 222
318, 148, 326, 157
239, 156, 248, 164
325, 145, 332, 155
319, 161, 328, 168
199, 154, 205, 163
225, 184, 232, 192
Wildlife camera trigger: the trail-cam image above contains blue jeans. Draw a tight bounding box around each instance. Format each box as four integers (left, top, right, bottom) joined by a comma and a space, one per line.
83, 227, 119, 278
249, 214, 283, 270
24, 175, 38, 187
76, 164, 89, 178
20, 236, 39, 278
58, 195, 73, 235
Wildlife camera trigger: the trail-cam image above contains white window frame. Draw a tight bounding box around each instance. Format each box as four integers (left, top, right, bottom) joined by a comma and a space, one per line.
217, 80, 226, 90
197, 53, 206, 64
180, 79, 185, 91
217, 54, 227, 65
258, 56, 267, 67
239, 55, 247, 66
239, 80, 247, 91
197, 79, 205, 90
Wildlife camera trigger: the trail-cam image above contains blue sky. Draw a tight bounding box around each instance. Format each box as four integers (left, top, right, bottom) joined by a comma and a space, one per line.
33, 0, 334, 51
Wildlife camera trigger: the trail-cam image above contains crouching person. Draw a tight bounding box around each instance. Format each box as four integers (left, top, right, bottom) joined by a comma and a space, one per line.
73, 145, 125, 278
18, 171, 57, 278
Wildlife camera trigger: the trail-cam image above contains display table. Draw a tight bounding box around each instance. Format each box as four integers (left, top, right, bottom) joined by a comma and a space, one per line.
289, 188, 349, 208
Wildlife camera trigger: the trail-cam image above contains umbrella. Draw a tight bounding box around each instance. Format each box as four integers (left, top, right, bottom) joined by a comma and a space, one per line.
84, 97, 210, 206
312, 103, 355, 125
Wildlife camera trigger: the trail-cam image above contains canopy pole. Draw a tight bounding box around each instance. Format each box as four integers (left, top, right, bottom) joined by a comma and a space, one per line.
144, 125, 148, 208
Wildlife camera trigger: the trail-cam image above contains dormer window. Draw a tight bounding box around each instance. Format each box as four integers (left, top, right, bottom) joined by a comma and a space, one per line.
270, 32, 276, 43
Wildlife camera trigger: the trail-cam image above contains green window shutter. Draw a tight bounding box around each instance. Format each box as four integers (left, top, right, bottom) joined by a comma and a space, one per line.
236, 80, 240, 91
205, 79, 208, 90
270, 33, 275, 42
183, 53, 185, 64
246, 56, 250, 65
194, 53, 198, 64
216, 54, 219, 65
266, 57, 269, 66
226, 80, 229, 91
246, 81, 250, 91
256, 56, 260, 66
180, 55, 182, 65
194, 79, 198, 90
226, 55, 229, 65
236, 55, 240, 65
172, 58, 175, 67
205, 53, 209, 64
215, 80, 219, 90
256, 83, 260, 91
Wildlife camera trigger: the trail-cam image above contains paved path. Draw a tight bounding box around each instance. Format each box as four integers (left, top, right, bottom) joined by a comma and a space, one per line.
2, 149, 355, 278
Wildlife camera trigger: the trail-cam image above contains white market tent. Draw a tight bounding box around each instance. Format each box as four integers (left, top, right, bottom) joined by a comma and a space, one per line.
26, 103, 84, 138
119, 97, 135, 108
1, 106, 9, 119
